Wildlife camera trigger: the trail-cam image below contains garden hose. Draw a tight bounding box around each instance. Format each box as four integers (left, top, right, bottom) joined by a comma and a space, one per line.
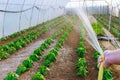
98, 54, 104, 80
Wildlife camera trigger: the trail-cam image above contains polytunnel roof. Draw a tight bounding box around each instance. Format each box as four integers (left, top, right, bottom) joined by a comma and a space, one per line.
66, 0, 120, 8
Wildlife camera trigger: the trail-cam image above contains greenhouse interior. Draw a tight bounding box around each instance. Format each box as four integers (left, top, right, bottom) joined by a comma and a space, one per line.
0, 0, 120, 80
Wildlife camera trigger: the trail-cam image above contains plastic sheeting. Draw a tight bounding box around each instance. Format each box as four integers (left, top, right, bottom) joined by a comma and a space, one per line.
0, 0, 69, 38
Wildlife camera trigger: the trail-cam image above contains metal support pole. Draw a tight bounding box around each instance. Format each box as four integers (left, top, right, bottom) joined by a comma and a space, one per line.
19, 0, 25, 31
2, 0, 9, 37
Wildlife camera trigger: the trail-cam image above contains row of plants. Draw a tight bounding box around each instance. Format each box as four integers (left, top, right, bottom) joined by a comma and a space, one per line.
100, 14, 120, 26
0, 17, 64, 60
3, 22, 69, 80
0, 16, 64, 41
31, 25, 73, 80
75, 33, 88, 77
93, 51, 113, 80
96, 15, 120, 32
95, 16, 120, 39
92, 22, 105, 36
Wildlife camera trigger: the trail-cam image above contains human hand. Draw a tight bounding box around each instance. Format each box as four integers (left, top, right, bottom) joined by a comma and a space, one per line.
98, 50, 112, 68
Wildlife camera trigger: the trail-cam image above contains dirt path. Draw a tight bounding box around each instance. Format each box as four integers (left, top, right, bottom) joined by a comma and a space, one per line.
45, 28, 81, 80
0, 22, 64, 80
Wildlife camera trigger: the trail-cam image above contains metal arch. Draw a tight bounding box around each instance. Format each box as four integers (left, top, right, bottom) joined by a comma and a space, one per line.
29, 0, 37, 26
19, 0, 26, 31
2, 0, 9, 37
37, 0, 44, 24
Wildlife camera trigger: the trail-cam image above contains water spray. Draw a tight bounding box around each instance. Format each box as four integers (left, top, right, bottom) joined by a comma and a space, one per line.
75, 8, 104, 80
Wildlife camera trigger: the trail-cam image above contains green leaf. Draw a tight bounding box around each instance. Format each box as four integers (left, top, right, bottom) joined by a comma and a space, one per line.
31, 72, 45, 80
23, 58, 33, 68
0, 51, 9, 60
4, 72, 19, 80
76, 47, 86, 57
77, 67, 88, 77
44, 52, 56, 62
29, 54, 39, 61
34, 48, 43, 56
42, 60, 52, 67
38, 65, 47, 75
16, 64, 27, 75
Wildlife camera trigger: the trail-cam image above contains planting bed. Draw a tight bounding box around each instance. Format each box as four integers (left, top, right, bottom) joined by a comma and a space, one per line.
1, 15, 120, 80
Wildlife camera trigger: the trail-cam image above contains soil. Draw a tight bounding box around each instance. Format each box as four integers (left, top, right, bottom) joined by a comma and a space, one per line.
0, 22, 64, 80
45, 20, 96, 80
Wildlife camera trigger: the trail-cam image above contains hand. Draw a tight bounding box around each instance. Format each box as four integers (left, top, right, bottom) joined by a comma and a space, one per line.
98, 50, 112, 68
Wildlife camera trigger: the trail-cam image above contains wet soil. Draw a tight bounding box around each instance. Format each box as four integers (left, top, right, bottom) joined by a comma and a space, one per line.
45, 20, 96, 80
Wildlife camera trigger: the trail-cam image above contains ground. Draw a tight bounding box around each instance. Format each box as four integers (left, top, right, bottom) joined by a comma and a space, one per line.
1, 16, 120, 80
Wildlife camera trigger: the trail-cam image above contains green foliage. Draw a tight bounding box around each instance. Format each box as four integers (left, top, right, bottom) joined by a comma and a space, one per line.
13, 42, 22, 50
31, 72, 45, 80
76, 58, 87, 68
76, 47, 86, 57
0, 37, 7, 41
45, 38, 53, 45
4, 72, 19, 80
42, 60, 52, 67
34, 48, 43, 56
41, 43, 49, 49
103, 69, 113, 80
92, 22, 105, 36
0, 51, 9, 60
16, 64, 27, 75
7, 47, 16, 54
49, 48, 58, 55
44, 52, 56, 62
77, 67, 88, 76
75, 58, 88, 77
38, 65, 47, 75
23, 58, 33, 68
29, 54, 39, 61
93, 51, 100, 60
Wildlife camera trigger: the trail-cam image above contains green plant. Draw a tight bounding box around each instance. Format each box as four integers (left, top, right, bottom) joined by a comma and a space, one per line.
76, 58, 87, 68
0, 37, 7, 41
50, 48, 58, 55
29, 54, 39, 61
76, 47, 86, 57
23, 58, 33, 68
34, 48, 43, 56
92, 22, 105, 36
7, 47, 16, 54
77, 67, 88, 77
16, 64, 27, 75
44, 52, 56, 62
14, 42, 22, 50
4, 72, 19, 80
76, 58, 88, 77
42, 60, 52, 67
0, 51, 9, 60
93, 51, 100, 60
45, 38, 53, 45
31, 72, 45, 80
103, 69, 113, 80
38, 65, 47, 75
